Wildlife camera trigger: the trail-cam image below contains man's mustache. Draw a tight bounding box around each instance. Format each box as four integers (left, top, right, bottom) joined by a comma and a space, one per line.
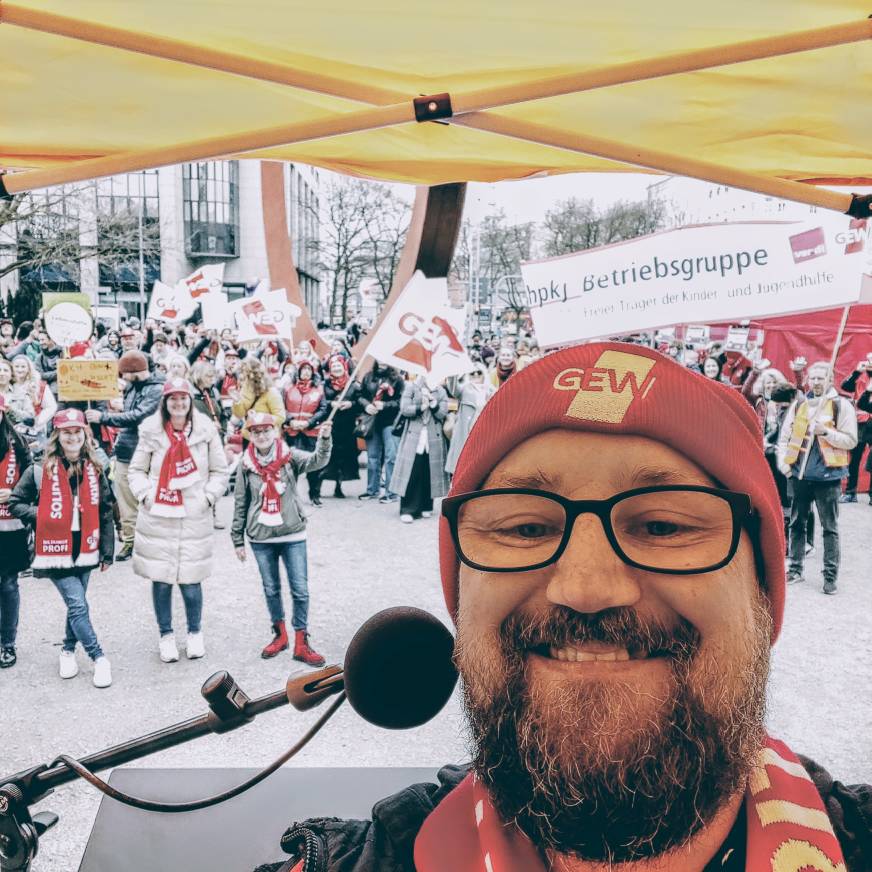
499, 606, 701, 663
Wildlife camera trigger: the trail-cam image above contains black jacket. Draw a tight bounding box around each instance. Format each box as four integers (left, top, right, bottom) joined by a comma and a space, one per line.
357, 370, 404, 430
0, 435, 33, 575
36, 345, 63, 388
99, 373, 165, 463
8, 459, 115, 577
254, 759, 871, 872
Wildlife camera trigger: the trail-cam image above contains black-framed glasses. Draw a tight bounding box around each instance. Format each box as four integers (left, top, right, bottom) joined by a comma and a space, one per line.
441, 486, 752, 575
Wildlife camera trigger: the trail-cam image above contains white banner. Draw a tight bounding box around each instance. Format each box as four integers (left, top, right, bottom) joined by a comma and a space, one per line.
181, 263, 225, 300
147, 280, 197, 324
200, 294, 235, 331
521, 217, 872, 347
230, 289, 300, 343
366, 271, 473, 385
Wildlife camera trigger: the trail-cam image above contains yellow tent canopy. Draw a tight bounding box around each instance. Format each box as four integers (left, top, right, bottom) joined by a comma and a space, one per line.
1, 0, 871, 213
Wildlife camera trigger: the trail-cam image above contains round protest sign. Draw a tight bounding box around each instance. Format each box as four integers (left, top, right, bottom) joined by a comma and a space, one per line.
45, 301, 94, 348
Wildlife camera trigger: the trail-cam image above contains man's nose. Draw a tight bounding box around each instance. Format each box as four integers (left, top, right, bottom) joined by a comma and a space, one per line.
544, 515, 643, 614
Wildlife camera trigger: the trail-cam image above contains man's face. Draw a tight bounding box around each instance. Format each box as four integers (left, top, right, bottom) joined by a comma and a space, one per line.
0, 324, 12, 338
225, 355, 239, 373
38, 332, 53, 350
455, 430, 770, 863
250, 425, 276, 451
808, 366, 830, 397
120, 333, 137, 351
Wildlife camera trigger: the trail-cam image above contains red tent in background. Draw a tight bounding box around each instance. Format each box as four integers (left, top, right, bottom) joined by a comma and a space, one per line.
753, 305, 872, 386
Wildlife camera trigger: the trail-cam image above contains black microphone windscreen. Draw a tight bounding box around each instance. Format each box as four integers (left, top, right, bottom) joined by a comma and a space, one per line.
343, 607, 458, 730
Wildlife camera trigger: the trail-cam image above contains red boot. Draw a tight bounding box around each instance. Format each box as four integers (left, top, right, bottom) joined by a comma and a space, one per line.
293, 630, 326, 667
261, 621, 289, 659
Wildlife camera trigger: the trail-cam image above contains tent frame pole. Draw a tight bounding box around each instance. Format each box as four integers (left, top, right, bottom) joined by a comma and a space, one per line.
3, 3, 868, 111
451, 114, 855, 213
1, 6, 870, 213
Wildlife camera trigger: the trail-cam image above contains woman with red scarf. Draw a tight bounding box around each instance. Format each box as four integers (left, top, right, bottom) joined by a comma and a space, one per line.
320, 354, 361, 499
9, 409, 115, 687
231, 411, 332, 663
283, 361, 329, 506
127, 378, 229, 664
0, 396, 32, 668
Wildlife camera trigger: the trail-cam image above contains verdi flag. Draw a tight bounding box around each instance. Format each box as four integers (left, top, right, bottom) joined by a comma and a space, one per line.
520, 216, 872, 347
366, 271, 473, 385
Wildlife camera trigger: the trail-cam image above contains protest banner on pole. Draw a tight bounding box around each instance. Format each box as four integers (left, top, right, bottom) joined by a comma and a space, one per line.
365, 270, 473, 386
520, 217, 872, 348
58, 359, 120, 402
42, 293, 94, 349
181, 263, 225, 300
146, 280, 198, 324
230, 289, 300, 343
324, 271, 473, 423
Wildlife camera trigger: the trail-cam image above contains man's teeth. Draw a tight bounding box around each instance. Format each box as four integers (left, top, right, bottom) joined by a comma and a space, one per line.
546, 646, 633, 662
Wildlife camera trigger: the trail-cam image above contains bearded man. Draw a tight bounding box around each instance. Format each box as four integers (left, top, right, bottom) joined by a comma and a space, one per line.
261, 343, 870, 872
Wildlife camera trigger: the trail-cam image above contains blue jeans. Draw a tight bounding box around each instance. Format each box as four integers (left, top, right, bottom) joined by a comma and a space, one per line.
51, 571, 102, 660
250, 540, 309, 630
365, 425, 398, 497
152, 582, 203, 636
0, 574, 20, 648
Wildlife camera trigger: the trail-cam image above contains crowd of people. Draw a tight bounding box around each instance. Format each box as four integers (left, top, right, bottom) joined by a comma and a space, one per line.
0, 312, 864, 690
0, 314, 533, 687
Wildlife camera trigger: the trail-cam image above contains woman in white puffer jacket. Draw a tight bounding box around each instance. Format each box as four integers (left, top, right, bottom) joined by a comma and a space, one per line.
127, 378, 228, 663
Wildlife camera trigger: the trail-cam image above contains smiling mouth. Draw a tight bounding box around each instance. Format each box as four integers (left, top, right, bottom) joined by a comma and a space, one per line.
529, 643, 671, 663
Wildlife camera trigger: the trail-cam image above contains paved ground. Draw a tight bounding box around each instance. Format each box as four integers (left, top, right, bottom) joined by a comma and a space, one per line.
1, 476, 870, 871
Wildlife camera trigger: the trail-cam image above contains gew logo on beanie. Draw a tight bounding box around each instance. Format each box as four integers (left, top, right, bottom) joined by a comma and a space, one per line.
553, 350, 657, 424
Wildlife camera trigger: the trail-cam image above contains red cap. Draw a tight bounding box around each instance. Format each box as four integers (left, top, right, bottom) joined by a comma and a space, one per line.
53, 408, 88, 430
439, 342, 786, 643
162, 377, 193, 397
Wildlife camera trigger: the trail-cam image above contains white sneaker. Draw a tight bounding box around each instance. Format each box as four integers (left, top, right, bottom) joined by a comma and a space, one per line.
400, 514, 414, 524
186, 632, 205, 659
159, 635, 180, 663
92, 656, 112, 688
421, 511, 433, 518
59, 650, 79, 679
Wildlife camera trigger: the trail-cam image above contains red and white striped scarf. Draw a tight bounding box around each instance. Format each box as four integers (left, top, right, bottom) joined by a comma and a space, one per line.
414, 737, 846, 872
0, 447, 23, 531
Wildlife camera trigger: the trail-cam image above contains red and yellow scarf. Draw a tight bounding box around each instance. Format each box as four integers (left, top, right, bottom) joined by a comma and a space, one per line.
33, 460, 101, 569
0, 447, 23, 531
152, 423, 199, 518
414, 737, 846, 872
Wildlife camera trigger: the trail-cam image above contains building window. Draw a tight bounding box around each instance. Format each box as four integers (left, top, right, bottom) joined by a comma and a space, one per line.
16, 185, 82, 291
96, 171, 161, 290
183, 161, 239, 257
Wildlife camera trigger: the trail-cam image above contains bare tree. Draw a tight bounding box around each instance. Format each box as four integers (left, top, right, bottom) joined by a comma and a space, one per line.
307, 177, 411, 323
542, 196, 665, 257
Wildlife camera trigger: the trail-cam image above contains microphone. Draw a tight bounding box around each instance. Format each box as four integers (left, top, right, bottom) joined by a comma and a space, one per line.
286, 606, 458, 729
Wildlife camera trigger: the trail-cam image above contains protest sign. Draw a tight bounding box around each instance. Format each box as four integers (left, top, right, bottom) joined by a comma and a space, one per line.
520, 217, 872, 348
231, 289, 300, 343
181, 263, 225, 300
200, 294, 235, 331
58, 359, 120, 402
366, 271, 473, 385
147, 280, 197, 323
42, 293, 93, 348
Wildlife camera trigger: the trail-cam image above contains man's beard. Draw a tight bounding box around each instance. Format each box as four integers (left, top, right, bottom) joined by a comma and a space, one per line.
456, 600, 771, 864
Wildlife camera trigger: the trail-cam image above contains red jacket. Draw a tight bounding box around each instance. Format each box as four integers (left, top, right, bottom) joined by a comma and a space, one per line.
284, 383, 327, 439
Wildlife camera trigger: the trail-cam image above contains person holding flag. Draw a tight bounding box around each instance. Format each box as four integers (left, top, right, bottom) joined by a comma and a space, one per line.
8, 409, 115, 688
231, 411, 332, 664
0, 396, 32, 669
127, 378, 229, 663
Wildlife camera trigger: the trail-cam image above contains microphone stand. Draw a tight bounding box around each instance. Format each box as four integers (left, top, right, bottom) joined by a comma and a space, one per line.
0, 666, 344, 872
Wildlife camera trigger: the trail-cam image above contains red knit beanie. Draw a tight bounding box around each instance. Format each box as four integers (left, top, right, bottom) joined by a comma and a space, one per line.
439, 342, 786, 642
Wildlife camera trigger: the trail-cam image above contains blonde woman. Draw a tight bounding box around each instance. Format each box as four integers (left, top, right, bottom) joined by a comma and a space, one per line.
9, 355, 56, 453
231, 357, 285, 441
